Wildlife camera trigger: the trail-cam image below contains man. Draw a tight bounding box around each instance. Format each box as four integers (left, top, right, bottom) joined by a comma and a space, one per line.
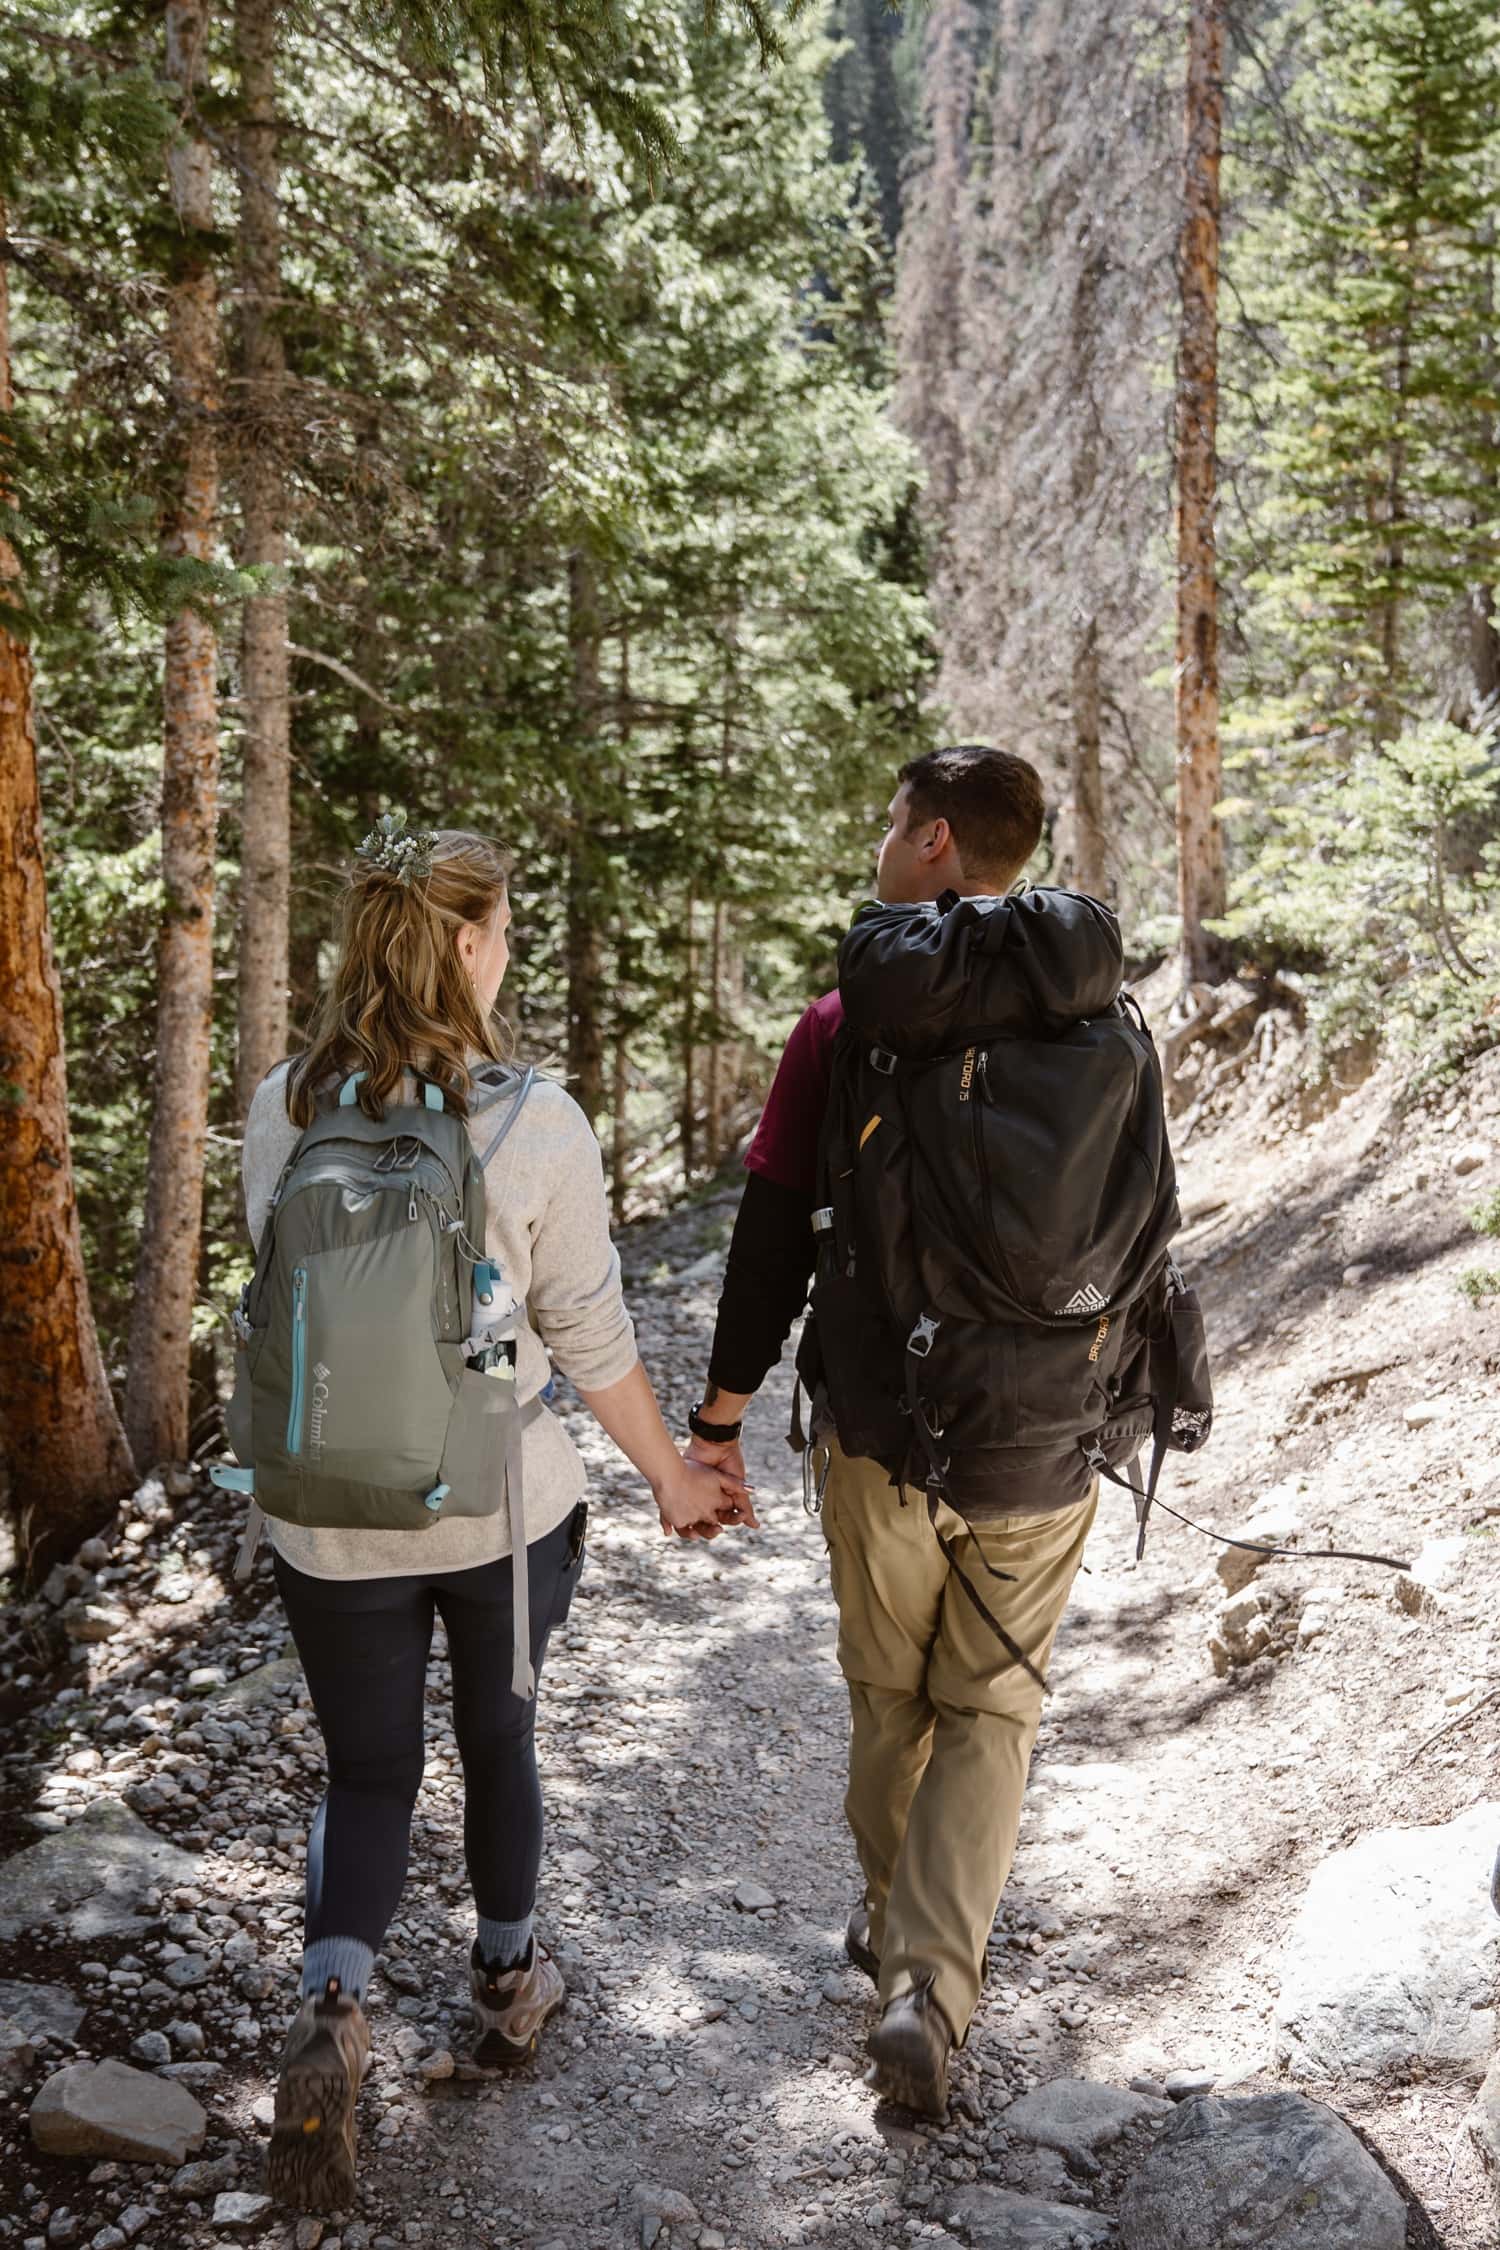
686, 744, 1102, 2117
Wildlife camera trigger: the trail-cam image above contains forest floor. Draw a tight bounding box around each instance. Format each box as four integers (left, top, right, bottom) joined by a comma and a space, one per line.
2, 1036, 1500, 2250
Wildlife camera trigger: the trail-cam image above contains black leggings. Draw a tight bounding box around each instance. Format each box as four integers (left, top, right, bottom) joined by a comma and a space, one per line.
274, 1503, 586, 1953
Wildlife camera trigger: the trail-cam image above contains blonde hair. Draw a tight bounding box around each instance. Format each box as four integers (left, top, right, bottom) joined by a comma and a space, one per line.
287, 827, 514, 1127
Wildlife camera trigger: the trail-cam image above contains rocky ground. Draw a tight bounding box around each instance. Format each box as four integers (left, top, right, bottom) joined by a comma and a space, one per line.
2, 1039, 1500, 2249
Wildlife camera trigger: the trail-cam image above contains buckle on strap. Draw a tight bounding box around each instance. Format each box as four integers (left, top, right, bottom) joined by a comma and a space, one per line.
869, 1046, 898, 1077
908, 1313, 940, 1360
812, 1206, 835, 1236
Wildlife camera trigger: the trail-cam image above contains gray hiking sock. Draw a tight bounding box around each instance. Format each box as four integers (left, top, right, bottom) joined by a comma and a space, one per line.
301, 1935, 374, 2002
476, 1909, 534, 1970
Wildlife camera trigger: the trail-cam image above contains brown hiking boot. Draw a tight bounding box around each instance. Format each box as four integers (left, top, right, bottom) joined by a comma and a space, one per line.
867, 1973, 953, 2119
845, 1901, 880, 1985
266, 1978, 370, 2212
469, 1938, 565, 2068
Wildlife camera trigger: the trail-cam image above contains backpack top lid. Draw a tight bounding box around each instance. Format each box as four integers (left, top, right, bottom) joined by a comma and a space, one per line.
838, 887, 1124, 1058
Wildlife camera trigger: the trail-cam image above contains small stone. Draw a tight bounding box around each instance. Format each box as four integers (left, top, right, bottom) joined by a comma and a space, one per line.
732, 1879, 776, 1913
0, 2016, 37, 2079
1452, 1143, 1492, 1177
1128, 2074, 1167, 2099
1164, 2069, 1217, 2100
92, 2231, 126, 2250
251, 2095, 275, 2127
186, 1667, 226, 1694
420, 2049, 454, 2081
295, 2223, 325, 2250
47, 2215, 80, 2246
172, 2157, 237, 2199
1402, 1400, 1450, 1431
1341, 1264, 1374, 1287
117, 2210, 152, 2241
62, 1601, 129, 1644
130, 2031, 171, 2067
29, 2059, 207, 2164
211, 2193, 274, 2228
1392, 1534, 1466, 1617
163, 1954, 212, 1989
1297, 1607, 1330, 1647
168, 2019, 206, 2054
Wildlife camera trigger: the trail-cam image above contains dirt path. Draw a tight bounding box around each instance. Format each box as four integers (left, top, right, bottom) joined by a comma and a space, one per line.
3, 1048, 1499, 2250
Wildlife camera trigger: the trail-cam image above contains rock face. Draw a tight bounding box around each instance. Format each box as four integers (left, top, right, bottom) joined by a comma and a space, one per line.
1466, 2054, 1500, 2222
29, 2058, 208, 2164
1116, 2092, 1406, 2250
1274, 1800, 1500, 2081
945, 2183, 1112, 2247
0, 1799, 199, 1943
1005, 2078, 1170, 2167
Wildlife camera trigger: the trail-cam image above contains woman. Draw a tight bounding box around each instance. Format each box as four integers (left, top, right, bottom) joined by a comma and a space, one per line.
240, 819, 753, 2212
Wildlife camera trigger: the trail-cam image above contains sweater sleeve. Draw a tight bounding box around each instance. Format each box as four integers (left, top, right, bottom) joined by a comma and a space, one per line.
526, 1097, 639, 1393
706, 1169, 816, 1397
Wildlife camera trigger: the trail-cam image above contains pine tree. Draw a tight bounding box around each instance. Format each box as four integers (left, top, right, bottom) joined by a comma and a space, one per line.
1231, 0, 1500, 750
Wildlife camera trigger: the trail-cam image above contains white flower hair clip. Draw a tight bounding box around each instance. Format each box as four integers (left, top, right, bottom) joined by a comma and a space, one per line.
355, 810, 436, 885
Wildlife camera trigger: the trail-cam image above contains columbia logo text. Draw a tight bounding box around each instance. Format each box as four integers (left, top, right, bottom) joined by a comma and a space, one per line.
310, 1361, 332, 1458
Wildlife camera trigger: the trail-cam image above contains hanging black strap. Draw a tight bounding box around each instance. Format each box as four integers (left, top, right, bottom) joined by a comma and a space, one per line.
1088, 1452, 1410, 1574
787, 1374, 808, 1456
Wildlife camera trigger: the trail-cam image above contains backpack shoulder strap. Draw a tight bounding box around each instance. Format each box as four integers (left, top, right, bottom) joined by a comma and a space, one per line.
475, 1064, 538, 1172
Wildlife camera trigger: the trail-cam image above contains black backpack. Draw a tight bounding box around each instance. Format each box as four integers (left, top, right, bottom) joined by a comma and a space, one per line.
795, 887, 1214, 1672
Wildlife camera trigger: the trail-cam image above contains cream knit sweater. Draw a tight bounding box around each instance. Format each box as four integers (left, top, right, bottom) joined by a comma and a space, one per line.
240, 1061, 639, 1579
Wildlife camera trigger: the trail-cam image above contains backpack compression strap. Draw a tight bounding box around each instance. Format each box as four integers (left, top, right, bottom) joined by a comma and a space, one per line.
903, 1316, 1049, 1693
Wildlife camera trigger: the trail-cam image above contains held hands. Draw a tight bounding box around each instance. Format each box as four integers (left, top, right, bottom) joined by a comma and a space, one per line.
654, 1443, 761, 1542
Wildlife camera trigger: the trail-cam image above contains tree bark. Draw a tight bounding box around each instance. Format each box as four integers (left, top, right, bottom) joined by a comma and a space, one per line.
565, 550, 605, 1125
234, 0, 291, 1111
126, 0, 222, 1470
1059, 614, 1107, 897
680, 888, 697, 1189
0, 199, 137, 1577
1174, 0, 1228, 986
704, 898, 726, 1170
1471, 224, 1500, 713
610, 1030, 629, 1228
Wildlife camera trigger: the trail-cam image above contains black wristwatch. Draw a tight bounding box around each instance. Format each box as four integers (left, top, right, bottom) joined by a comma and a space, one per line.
688, 1401, 744, 1444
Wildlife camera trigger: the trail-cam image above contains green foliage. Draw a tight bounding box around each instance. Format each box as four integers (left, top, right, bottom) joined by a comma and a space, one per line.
1469, 1187, 1500, 1237
1218, 719, 1500, 1065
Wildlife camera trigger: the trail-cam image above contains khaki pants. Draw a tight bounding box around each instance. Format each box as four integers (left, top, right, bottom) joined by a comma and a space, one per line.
819, 1443, 1096, 2044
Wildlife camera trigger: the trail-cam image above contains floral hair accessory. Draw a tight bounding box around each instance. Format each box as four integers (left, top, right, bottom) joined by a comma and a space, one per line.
355, 810, 437, 885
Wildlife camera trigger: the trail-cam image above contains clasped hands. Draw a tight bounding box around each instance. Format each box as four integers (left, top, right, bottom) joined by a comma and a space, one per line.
654, 1435, 758, 1542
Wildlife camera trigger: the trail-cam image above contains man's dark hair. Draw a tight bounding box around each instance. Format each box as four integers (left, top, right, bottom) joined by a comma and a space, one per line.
897, 744, 1046, 885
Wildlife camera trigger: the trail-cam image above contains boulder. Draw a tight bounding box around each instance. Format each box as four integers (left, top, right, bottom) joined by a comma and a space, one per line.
1215, 1484, 1305, 1595
1274, 1800, 1499, 2082
29, 2058, 207, 2164
1209, 1589, 1272, 1676
945, 2184, 1111, 2247
1005, 2077, 1170, 2168
1392, 1535, 1465, 1616
0, 1798, 199, 1942
1117, 2091, 1405, 2249
206, 1657, 300, 1711
1465, 2054, 1500, 2221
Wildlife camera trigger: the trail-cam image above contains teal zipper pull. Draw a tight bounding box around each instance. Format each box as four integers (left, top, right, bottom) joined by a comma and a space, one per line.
287, 1265, 308, 1454
408, 1182, 418, 1223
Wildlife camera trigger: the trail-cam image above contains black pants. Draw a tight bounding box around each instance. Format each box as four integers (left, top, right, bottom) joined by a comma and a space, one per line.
274, 1502, 586, 1954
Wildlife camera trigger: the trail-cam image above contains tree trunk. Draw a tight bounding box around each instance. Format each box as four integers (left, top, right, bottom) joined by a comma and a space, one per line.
1174, 0, 1228, 986
125, 0, 222, 1470
1060, 614, 1107, 897
234, 0, 291, 1111
704, 899, 726, 1170
610, 1031, 629, 1228
565, 550, 605, 1125
1471, 224, 1500, 713
0, 199, 137, 1578
680, 889, 697, 1189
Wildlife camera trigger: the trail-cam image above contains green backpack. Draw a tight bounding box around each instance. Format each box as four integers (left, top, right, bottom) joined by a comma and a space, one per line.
213, 1061, 541, 1693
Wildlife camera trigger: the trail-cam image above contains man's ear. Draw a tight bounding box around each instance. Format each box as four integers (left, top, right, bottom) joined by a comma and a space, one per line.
920, 817, 951, 863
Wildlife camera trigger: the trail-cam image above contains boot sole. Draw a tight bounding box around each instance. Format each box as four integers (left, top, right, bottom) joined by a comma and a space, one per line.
267, 2047, 359, 2212
845, 1929, 881, 1985
867, 2016, 949, 2120
470, 1984, 566, 2071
